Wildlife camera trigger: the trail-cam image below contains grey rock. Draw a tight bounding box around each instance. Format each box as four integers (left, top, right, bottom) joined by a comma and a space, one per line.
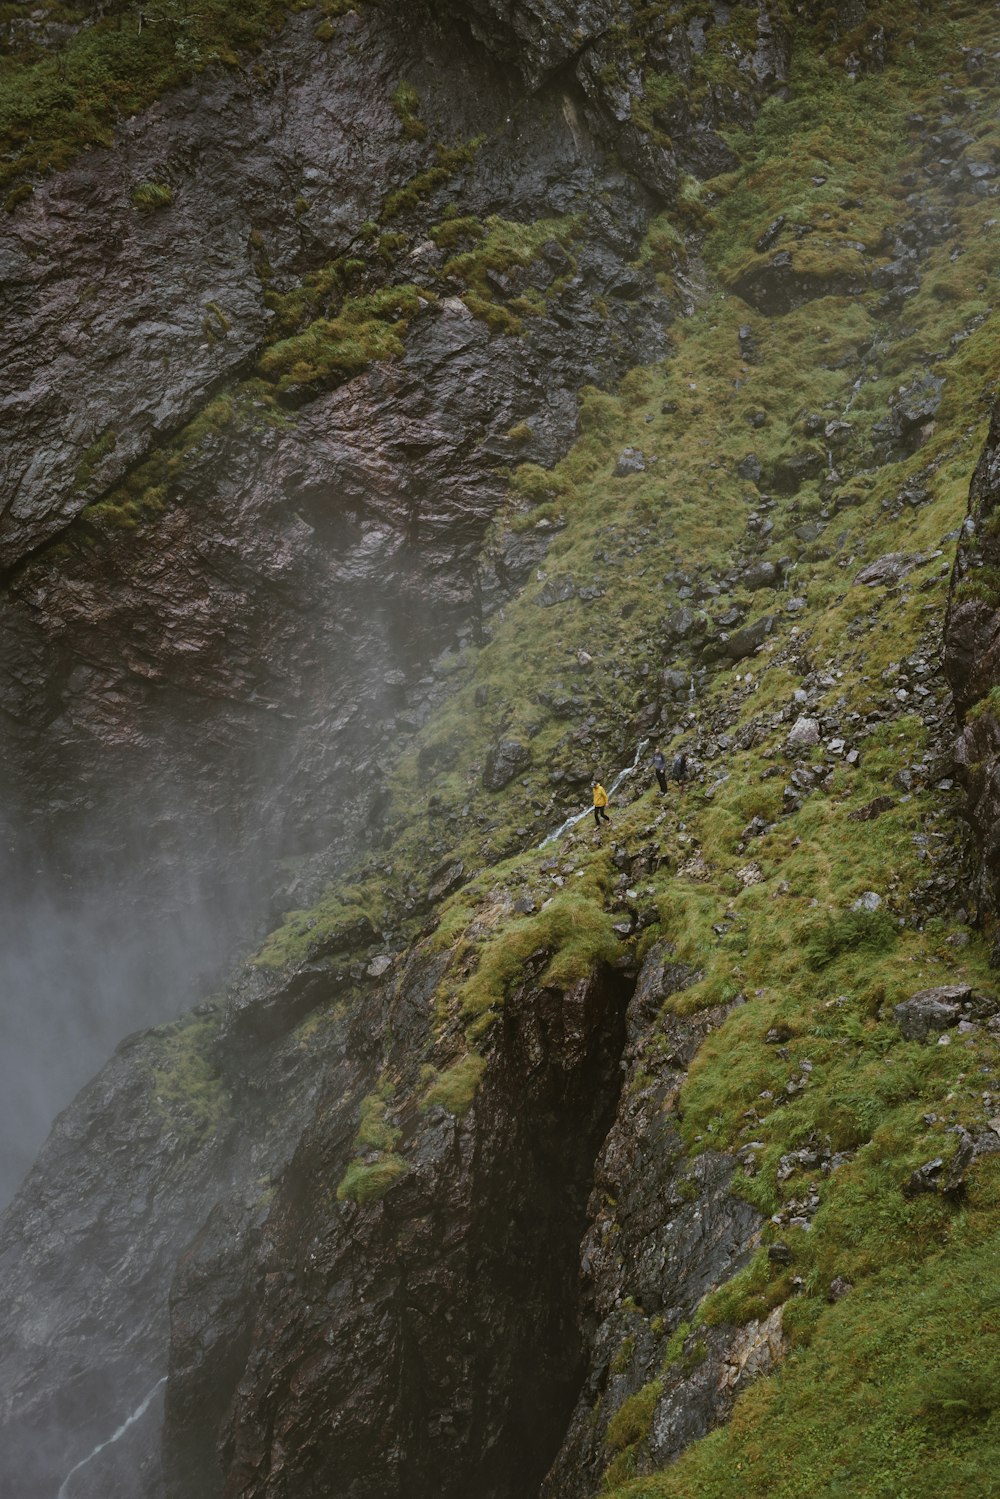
893, 372, 944, 432
539, 576, 578, 607
483, 738, 531, 791
848, 795, 895, 821
665, 605, 706, 643
786, 716, 821, 750
724, 615, 776, 661
854, 552, 916, 586
740, 560, 780, 592
614, 447, 648, 477
754, 215, 786, 253
894, 985, 971, 1041
770, 449, 826, 495
427, 860, 465, 904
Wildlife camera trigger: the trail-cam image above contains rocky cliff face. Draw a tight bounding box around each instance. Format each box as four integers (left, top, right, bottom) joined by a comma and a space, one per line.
5, 3, 1000, 1499
3, 0, 788, 1192
944, 399, 1000, 926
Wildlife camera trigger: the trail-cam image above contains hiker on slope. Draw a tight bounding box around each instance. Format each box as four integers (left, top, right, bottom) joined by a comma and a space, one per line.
653, 746, 668, 795
592, 780, 611, 828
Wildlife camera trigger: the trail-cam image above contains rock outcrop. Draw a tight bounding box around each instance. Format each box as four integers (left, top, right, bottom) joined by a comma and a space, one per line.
944, 397, 1000, 923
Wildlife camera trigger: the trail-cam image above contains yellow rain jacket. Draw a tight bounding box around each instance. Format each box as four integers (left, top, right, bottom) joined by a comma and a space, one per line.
592, 783, 609, 808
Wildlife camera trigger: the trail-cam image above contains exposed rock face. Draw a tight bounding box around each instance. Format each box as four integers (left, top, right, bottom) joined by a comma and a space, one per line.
0, 5, 668, 1196
944, 397, 1000, 919
731, 248, 867, 314
542, 946, 765, 1496
0, 0, 795, 1196
0, 918, 771, 1499
894, 985, 971, 1041
213, 958, 631, 1499
446, 0, 617, 87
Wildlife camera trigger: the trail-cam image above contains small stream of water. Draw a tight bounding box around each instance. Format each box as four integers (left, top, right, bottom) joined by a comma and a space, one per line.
56, 1377, 166, 1499
539, 739, 649, 848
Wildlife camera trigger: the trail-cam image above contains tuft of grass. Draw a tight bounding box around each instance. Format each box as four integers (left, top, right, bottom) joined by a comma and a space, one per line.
150, 1013, 229, 1142
421, 1052, 487, 1117
336, 1154, 408, 1204
391, 79, 427, 141
132, 180, 174, 212
803, 907, 898, 972
256, 284, 427, 391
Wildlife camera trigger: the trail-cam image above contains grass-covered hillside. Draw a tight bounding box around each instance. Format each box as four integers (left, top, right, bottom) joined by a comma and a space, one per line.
240, 5, 1000, 1493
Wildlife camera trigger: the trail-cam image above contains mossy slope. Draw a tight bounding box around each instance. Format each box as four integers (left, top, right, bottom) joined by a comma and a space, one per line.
251, 5, 1000, 1492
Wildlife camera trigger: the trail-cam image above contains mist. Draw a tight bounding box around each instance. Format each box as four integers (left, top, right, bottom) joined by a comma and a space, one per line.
0, 828, 260, 1206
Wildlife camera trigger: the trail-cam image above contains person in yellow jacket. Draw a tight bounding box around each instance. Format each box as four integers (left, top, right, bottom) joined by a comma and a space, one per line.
592, 780, 611, 828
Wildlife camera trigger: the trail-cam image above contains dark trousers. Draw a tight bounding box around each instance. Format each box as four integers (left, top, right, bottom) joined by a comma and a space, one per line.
594, 805, 610, 826
655, 769, 667, 793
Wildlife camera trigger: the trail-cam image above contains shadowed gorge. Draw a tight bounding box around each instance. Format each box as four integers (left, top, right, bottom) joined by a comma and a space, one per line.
3, 1, 1000, 1497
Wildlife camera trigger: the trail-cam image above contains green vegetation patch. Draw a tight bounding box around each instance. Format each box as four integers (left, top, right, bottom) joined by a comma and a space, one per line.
336, 1073, 409, 1203
336, 1154, 408, 1204
0, 0, 299, 193
150, 1011, 229, 1142
421, 1051, 487, 1116
131, 179, 174, 212
257, 284, 428, 392
391, 79, 427, 141
605, 1165, 1000, 1498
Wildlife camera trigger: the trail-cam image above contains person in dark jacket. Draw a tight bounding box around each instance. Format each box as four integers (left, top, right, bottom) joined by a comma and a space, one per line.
653, 746, 668, 794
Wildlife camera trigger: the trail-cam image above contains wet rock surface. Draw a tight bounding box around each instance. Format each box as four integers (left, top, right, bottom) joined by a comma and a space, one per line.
541, 945, 764, 1497
202, 957, 631, 1499
945, 397, 1000, 917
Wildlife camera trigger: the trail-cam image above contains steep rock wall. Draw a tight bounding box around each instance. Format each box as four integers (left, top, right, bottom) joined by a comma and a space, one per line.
944, 397, 1000, 925
0, 0, 789, 1198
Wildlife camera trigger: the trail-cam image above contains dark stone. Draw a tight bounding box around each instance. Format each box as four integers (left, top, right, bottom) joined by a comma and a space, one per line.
854, 552, 916, 587
736, 453, 763, 483
893, 372, 944, 433
483, 737, 532, 791
767, 1242, 793, 1265
768, 449, 826, 494
664, 606, 706, 643
427, 860, 465, 904
848, 795, 895, 822
731, 250, 865, 315
754, 215, 786, 253
539, 576, 578, 607
724, 615, 776, 660
737, 325, 761, 364
660, 667, 690, 697
740, 560, 780, 592
310, 913, 378, 959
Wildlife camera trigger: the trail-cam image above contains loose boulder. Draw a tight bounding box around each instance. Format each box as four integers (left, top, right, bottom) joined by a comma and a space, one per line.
854, 552, 915, 587
724, 615, 775, 660
893, 984, 971, 1041
786, 716, 821, 751
482, 738, 531, 790
614, 447, 647, 476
